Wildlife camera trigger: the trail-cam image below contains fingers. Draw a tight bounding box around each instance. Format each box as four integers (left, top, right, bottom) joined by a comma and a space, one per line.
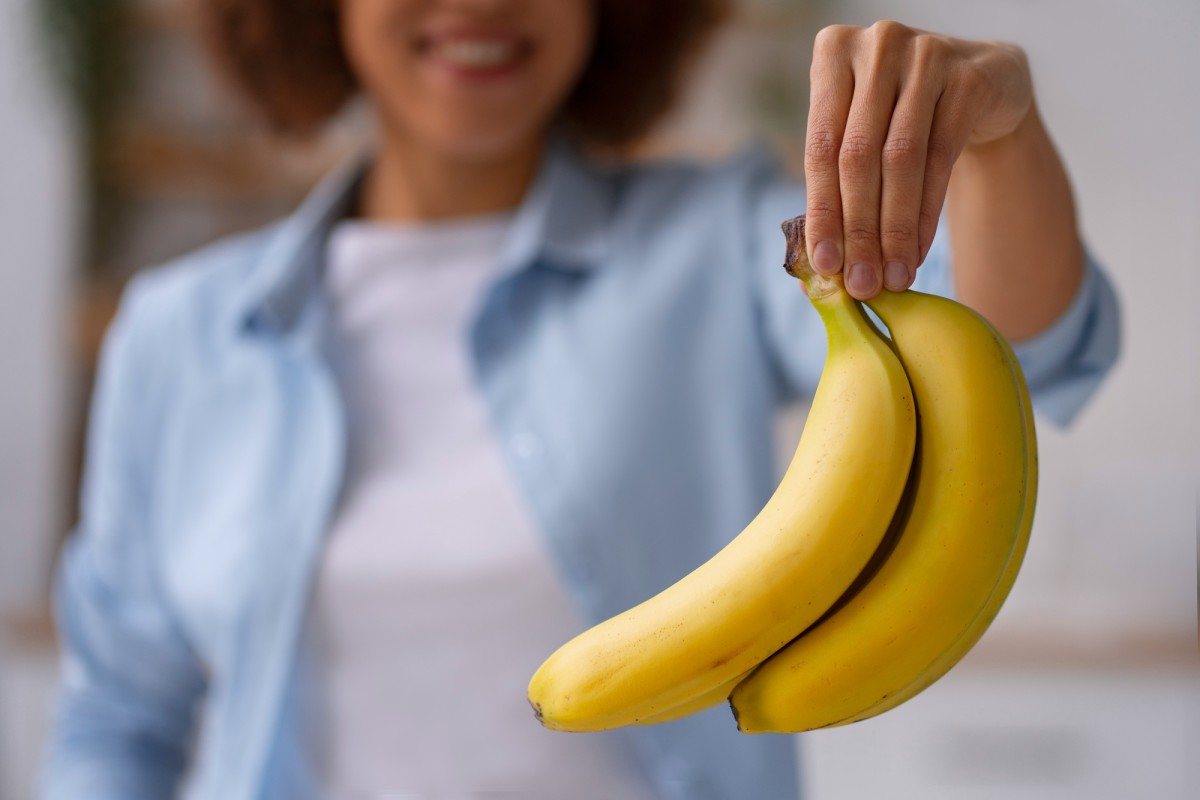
806, 22, 908, 300
804, 22, 989, 300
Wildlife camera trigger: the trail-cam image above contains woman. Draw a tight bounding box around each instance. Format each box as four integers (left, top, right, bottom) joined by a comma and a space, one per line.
42, 1, 1119, 798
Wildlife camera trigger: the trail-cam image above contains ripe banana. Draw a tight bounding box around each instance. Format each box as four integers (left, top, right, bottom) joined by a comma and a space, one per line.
730, 226, 1036, 733
819, 325, 1037, 729
528, 228, 917, 732
632, 672, 747, 726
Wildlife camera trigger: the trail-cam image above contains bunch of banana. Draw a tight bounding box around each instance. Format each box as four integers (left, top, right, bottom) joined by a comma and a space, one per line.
730, 216, 1038, 732
527, 218, 917, 732
527, 215, 1036, 733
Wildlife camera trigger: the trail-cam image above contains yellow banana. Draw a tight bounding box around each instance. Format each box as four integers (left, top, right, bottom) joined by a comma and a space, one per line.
730, 276, 1036, 733
528, 220, 916, 732
821, 325, 1037, 729
633, 673, 747, 726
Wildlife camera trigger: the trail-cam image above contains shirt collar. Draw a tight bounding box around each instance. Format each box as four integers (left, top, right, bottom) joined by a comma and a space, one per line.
497, 134, 615, 276
236, 133, 615, 334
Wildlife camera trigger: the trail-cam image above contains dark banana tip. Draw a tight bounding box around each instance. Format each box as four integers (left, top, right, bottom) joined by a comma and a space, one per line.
780, 215, 809, 279
729, 697, 748, 733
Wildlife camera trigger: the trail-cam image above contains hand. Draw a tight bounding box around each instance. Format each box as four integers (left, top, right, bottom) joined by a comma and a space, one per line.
803, 21, 1033, 299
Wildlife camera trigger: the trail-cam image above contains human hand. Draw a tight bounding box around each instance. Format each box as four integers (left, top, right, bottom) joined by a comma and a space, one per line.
803, 21, 1033, 299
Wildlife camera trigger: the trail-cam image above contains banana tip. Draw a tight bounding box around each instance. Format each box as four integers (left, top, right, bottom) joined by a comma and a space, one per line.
729, 698, 749, 733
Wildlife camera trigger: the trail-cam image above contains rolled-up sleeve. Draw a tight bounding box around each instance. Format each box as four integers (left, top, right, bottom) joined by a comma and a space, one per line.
42, 275, 207, 800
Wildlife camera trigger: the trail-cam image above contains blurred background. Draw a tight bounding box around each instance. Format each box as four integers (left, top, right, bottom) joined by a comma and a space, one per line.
0, 0, 1196, 798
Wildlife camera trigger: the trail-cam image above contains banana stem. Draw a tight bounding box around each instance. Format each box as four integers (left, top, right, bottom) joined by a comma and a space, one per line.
781, 215, 843, 300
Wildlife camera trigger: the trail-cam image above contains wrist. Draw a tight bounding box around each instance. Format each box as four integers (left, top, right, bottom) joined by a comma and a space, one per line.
961, 101, 1044, 165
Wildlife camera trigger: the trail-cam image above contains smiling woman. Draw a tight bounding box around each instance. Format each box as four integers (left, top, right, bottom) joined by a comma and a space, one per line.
39, 1, 1120, 799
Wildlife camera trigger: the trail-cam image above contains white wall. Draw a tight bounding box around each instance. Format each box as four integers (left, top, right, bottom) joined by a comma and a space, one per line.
0, 0, 78, 616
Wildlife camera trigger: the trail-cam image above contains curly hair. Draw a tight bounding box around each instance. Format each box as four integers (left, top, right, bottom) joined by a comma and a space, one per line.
197, 0, 731, 149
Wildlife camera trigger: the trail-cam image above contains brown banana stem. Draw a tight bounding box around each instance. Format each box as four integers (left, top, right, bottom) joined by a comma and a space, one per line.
781, 215, 843, 300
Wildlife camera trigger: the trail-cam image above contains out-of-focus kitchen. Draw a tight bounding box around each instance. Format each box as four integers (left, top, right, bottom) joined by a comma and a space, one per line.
1, 0, 1196, 798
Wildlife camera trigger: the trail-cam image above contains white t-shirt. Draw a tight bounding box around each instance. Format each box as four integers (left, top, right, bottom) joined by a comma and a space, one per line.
306, 215, 655, 799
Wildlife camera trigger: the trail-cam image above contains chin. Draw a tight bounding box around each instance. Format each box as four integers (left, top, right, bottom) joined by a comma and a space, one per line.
431, 120, 547, 165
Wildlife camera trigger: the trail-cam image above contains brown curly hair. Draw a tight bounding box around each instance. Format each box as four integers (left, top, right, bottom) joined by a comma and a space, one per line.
197, 0, 731, 148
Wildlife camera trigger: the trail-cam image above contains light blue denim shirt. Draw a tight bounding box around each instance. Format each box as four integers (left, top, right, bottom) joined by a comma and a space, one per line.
42, 137, 1120, 800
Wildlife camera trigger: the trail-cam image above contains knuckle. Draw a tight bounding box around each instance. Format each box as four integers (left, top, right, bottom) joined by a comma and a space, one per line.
881, 134, 924, 172
838, 131, 877, 173
913, 33, 949, 67
805, 128, 841, 164
814, 24, 855, 55
867, 20, 911, 62
883, 221, 919, 248
803, 205, 841, 239
865, 21, 913, 74
870, 19, 911, 41
844, 223, 881, 247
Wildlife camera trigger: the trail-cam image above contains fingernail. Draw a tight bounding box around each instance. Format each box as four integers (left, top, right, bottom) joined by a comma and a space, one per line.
884, 261, 910, 291
813, 240, 842, 275
847, 263, 878, 296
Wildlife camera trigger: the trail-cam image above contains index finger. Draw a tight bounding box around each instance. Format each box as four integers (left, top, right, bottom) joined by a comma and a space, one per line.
804, 27, 855, 277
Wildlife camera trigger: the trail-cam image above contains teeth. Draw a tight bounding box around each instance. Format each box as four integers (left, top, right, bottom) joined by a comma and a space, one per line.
437, 40, 517, 67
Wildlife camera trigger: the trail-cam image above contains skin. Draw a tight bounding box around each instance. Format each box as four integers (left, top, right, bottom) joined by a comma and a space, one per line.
802, 21, 1082, 341
339, 0, 593, 220
341, 5, 1082, 343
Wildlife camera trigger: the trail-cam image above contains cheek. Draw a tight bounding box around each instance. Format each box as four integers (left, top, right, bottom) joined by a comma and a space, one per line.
340, 0, 416, 90
538, 1, 594, 95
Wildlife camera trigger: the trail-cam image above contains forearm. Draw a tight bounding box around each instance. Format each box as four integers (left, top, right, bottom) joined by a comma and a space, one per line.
947, 103, 1084, 342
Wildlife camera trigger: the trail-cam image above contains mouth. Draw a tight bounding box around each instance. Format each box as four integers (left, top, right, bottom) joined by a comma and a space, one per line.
417, 31, 533, 78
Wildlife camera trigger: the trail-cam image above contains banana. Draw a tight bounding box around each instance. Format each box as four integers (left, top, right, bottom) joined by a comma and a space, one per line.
730, 229, 1036, 733
633, 673, 747, 726
820, 327, 1037, 729
528, 219, 916, 732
